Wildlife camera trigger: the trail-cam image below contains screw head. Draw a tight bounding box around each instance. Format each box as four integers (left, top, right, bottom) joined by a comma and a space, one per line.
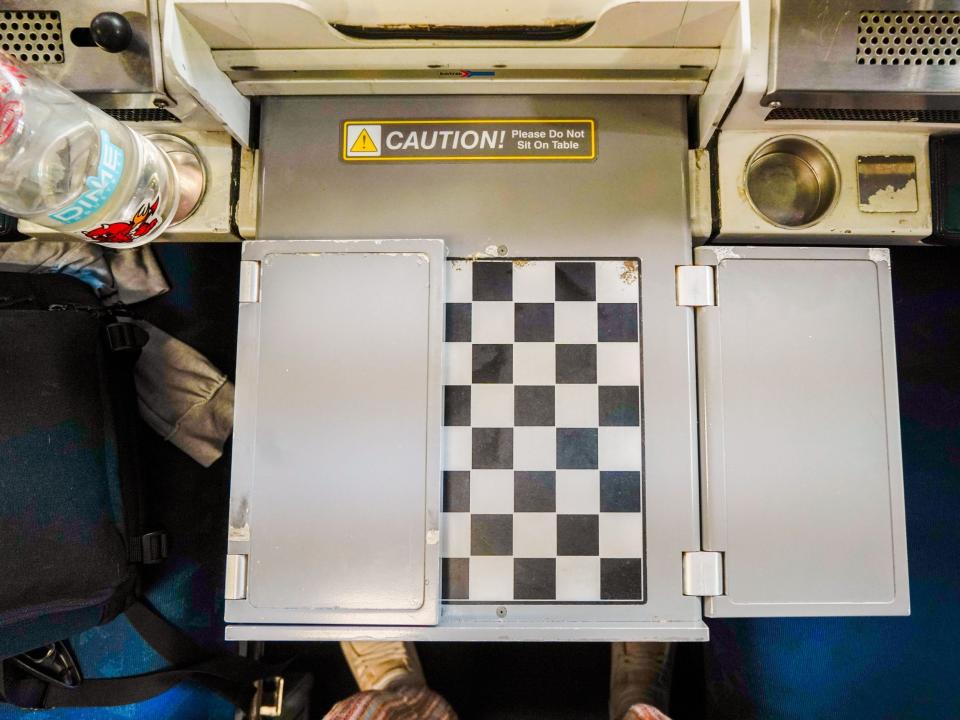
769, 100, 783, 109
153, 98, 169, 109
495, 606, 507, 618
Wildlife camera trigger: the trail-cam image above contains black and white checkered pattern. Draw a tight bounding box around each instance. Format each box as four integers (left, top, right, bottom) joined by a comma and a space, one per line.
441, 259, 645, 603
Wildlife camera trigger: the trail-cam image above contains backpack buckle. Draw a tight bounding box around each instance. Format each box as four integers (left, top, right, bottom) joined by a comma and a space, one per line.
105, 321, 149, 353
130, 531, 168, 564
10, 641, 83, 693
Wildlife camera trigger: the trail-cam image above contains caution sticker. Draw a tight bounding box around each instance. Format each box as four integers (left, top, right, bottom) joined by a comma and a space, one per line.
342, 119, 596, 162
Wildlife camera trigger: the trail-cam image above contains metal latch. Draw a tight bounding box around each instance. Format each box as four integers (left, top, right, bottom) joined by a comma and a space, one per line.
675, 265, 716, 307
239, 260, 261, 303
225, 554, 248, 600
682, 551, 724, 597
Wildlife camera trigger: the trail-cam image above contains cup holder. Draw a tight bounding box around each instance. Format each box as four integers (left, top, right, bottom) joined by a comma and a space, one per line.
744, 136, 840, 229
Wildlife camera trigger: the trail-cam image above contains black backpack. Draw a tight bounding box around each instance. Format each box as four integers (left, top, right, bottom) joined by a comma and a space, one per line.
0, 272, 274, 710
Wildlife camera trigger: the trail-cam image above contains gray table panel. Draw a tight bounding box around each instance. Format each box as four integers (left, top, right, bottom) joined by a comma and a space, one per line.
697, 246, 909, 617
239, 95, 705, 638
227, 240, 445, 626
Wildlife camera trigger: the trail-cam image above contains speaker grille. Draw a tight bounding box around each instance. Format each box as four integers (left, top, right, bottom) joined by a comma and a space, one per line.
767, 106, 960, 123
0, 10, 63, 64
104, 108, 180, 123
858, 11, 960, 65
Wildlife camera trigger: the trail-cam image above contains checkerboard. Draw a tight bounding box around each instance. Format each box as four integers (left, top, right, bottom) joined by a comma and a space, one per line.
441, 259, 645, 604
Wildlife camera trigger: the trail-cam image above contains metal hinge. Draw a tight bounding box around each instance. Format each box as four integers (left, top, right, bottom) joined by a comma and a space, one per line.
250, 676, 285, 718
675, 265, 716, 307
239, 260, 261, 303
225, 554, 248, 600
682, 551, 724, 597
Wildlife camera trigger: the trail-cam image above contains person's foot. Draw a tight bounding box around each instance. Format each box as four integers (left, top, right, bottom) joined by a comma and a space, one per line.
340, 641, 426, 692
609, 642, 674, 720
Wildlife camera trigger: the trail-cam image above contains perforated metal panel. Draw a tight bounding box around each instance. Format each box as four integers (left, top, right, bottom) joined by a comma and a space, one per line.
766, 107, 960, 123
0, 10, 63, 64
104, 108, 180, 123
767, 3, 960, 112
857, 11, 960, 66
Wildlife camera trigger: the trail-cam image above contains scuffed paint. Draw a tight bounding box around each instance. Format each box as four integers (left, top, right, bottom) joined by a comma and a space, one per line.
230, 496, 250, 540
868, 248, 891, 267
863, 179, 918, 213
711, 246, 741, 262
463, 246, 499, 262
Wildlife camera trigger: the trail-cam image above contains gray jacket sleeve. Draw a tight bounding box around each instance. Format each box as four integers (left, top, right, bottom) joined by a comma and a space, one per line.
0, 239, 170, 303
135, 321, 235, 468
0, 239, 232, 466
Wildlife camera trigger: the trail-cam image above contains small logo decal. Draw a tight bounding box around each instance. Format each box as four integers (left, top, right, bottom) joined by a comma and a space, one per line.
82, 195, 162, 244
439, 70, 497, 78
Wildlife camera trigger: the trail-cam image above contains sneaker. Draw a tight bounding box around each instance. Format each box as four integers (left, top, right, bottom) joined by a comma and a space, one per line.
608, 642, 674, 720
340, 641, 426, 692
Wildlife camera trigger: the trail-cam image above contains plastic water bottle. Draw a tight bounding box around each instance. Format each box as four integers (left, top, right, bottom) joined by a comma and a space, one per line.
0, 52, 179, 248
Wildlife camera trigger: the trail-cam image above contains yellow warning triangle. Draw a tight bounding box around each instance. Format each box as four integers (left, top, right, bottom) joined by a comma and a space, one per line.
350, 128, 378, 153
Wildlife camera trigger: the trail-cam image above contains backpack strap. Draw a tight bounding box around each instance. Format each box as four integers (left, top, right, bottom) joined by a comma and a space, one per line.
1, 601, 283, 710
100, 316, 168, 566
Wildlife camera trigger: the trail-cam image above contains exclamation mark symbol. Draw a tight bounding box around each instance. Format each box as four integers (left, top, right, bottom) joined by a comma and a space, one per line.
350, 128, 378, 153
498, 130, 505, 149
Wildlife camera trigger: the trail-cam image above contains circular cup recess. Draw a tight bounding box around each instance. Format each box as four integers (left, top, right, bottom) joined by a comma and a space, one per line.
744, 135, 840, 228
145, 133, 207, 225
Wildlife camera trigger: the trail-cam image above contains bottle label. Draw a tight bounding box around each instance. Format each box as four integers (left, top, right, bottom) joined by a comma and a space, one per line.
0, 100, 22, 145
48, 129, 125, 225
80, 194, 161, 245
0, 58, 27, 146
